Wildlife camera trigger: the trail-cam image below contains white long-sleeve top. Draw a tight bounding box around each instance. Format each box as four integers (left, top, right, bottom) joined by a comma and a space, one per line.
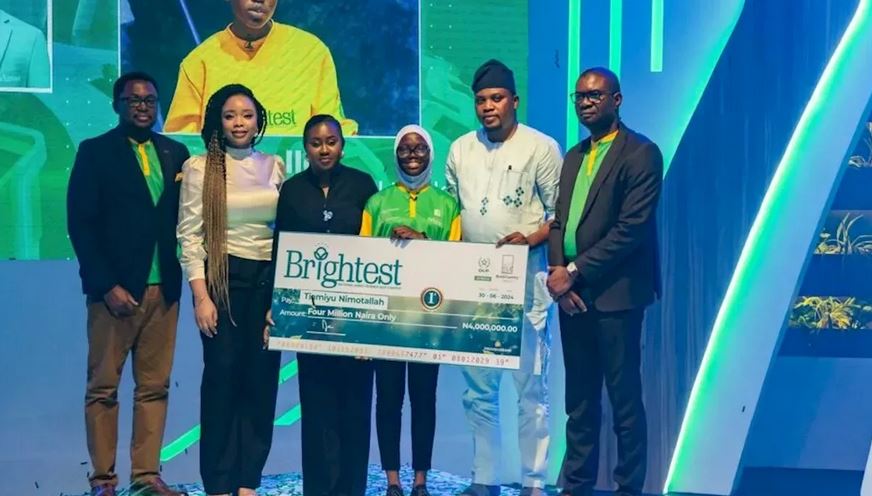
177, 147, 286, 281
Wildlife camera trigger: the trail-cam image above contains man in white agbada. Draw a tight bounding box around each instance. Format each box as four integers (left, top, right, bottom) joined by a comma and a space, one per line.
446, 59, 562, 496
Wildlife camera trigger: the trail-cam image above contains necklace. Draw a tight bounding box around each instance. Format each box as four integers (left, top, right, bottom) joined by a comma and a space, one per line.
239, 20, 272, 51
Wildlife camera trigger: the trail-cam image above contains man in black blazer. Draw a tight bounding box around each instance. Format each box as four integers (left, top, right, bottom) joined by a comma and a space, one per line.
547, 67, 662, 496
67, 72, 189, 496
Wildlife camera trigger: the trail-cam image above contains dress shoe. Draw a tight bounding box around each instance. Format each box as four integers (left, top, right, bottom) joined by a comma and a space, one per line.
90, 484, 116, 496
129, 477, 188, 496
386, 484, 406, 496
411, 485, 431, 496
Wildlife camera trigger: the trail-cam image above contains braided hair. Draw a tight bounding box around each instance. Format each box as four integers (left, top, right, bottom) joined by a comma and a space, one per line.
200, 84, 268, 312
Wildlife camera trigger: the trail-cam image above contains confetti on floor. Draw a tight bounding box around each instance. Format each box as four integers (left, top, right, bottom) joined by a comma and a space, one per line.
65, 465, 572, 495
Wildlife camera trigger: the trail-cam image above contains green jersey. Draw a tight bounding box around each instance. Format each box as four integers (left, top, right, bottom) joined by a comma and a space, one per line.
360, 184, 461, 241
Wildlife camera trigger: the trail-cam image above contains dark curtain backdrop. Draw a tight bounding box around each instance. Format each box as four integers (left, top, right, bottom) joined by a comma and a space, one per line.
612, 0, 862, 492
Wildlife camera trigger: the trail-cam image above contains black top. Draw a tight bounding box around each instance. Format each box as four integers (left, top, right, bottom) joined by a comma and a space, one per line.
67, 126, 190, 303
549, 123, 663, 312
274, 164, 378, 242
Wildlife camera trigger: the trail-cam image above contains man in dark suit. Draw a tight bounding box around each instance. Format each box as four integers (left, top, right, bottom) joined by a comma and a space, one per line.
67, 72, 190, 496
547, 67, 662, 496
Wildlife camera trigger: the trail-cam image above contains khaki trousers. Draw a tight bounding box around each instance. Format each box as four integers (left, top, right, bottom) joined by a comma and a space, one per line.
84, 285, 179, 487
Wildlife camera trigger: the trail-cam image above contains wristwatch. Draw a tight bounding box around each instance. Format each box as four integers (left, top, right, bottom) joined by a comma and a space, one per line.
566, 262, 579, 278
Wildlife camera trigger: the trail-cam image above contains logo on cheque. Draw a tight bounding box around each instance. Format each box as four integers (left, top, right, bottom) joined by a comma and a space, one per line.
420, 287, 444, 311
283, 245, 403, 289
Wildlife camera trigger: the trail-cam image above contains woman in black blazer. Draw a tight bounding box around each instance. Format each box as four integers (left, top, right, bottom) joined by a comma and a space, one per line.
272, 114, 378, 496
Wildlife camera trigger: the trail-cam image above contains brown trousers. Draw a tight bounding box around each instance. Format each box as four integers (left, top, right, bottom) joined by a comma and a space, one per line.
85, 285, 179, 487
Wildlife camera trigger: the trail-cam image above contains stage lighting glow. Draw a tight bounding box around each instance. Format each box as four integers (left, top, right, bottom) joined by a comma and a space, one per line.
665, 0, 872, 492
160, 359, 301, 462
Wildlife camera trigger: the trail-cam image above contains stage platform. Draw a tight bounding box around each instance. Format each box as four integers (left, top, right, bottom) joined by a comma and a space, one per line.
65, 465, 580, 496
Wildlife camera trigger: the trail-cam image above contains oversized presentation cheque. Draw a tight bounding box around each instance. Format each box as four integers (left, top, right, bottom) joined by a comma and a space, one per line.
268, 232, 529, 369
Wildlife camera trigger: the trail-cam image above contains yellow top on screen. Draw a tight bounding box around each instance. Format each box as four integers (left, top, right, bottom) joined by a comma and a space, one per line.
164, 22, 358, 136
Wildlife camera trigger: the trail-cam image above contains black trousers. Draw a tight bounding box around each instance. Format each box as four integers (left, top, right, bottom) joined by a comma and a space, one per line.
199, 256, 281, 494
298, 353, 374, 496
375, 360, 439, 471
559, 307, 647, 496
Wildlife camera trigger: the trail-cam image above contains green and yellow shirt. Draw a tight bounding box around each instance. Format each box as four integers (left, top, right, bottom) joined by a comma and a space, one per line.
360, 184, 461, 241
129, 139, 164, 284
563, 129, 618, 260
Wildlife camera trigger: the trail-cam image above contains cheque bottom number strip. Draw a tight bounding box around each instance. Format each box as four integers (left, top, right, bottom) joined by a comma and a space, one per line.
268, 338, 521, 369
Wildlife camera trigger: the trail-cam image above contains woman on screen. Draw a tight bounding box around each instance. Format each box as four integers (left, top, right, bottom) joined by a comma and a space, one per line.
164, 0, 357, 136
359, 125, 460, 496
176, 84, 284, 496
272, 114, 377, 495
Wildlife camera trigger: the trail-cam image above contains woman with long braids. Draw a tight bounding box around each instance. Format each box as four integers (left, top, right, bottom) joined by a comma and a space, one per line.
177, 84, 284, 496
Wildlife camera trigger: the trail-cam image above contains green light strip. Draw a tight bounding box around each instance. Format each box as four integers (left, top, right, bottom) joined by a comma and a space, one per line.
160, 425, 200, 462
160, 359, 300, 462
664, 0, 872, 491
278, 358, 299, 384
566, 0, 581, 149
650, 0, 664, 72
554, 0, 582, 478
660, 3, 744, 172
609, 0, 623, 78
274, 404, 303, 426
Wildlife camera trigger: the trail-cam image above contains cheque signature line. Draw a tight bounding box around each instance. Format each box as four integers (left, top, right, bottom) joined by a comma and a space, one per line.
306, 330, 348, 336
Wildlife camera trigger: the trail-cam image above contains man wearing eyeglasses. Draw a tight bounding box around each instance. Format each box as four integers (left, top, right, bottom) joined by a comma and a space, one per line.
547, 67, 663, 496
446, 59, 562, 496
67, 72, 190, 496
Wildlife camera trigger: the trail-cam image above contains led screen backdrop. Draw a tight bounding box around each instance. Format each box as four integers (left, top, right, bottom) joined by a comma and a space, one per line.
0, 0, 528, 261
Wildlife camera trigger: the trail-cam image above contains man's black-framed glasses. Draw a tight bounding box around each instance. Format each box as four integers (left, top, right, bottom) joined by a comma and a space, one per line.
570, 90, 616, 104
397, 144, 430, 158
121, 96, 158, 109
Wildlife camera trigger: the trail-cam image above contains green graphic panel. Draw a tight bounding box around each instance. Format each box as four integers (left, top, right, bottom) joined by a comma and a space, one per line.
0, 1, 117, 260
